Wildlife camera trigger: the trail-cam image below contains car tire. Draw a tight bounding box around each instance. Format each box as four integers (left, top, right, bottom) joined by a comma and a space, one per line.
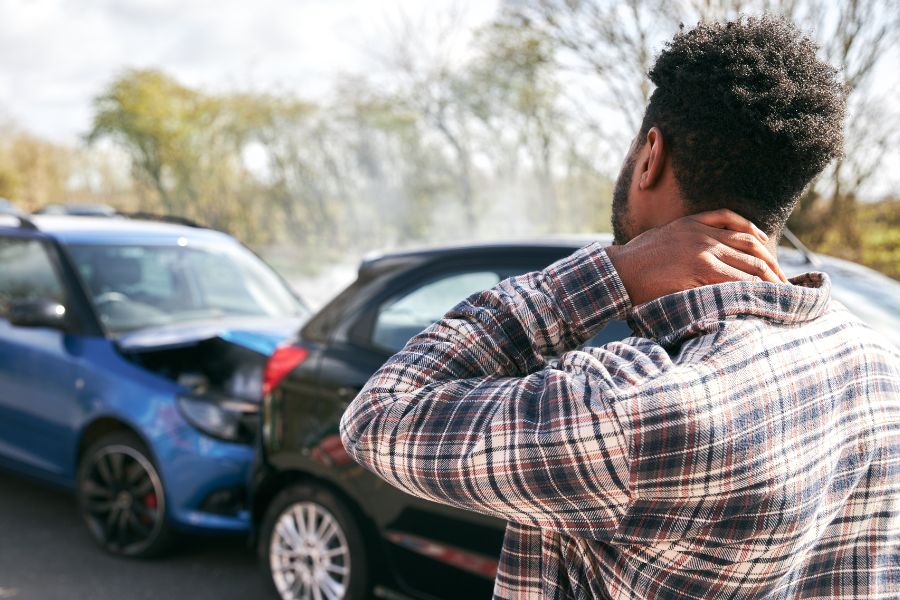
259, 482, 371, 600
76, 431, 172, 558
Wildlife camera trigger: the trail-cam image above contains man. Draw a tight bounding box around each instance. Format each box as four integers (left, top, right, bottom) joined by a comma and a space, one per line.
341, 15, 899, 600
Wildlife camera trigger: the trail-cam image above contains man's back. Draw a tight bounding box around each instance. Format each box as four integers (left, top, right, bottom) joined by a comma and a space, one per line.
342, 243, 900, 599
556, 272, 900, 599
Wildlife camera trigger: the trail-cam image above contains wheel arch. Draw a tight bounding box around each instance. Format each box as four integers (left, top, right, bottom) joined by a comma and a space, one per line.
253, 469, 386, 573
76, 416, 155, 468
253, 469, 369, 526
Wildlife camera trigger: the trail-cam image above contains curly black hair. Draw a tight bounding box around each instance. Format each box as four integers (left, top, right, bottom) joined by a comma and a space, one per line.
640, 15, 846, 234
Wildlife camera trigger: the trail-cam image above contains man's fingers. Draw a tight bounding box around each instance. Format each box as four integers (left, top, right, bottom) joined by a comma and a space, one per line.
711, 247, 783, 284
705, 229, 788, 283
706, 261, 767, 286
688, 209, 768, 244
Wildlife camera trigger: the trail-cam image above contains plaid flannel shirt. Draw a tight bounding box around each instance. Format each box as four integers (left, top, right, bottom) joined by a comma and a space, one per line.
340, 242, 900, 599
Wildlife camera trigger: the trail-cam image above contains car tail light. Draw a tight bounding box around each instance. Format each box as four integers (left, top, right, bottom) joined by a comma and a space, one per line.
263, 345, 309, 396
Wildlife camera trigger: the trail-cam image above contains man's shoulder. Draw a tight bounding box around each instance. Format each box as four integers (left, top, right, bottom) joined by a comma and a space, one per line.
705, 299, 897, 358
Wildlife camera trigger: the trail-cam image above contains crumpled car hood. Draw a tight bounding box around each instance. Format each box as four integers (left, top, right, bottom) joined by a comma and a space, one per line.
114, 316, 305, 355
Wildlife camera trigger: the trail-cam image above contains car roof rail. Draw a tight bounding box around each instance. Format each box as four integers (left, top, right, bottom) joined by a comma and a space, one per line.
16, 215, 38, 230
781, 227, 823, 268
120, 212, 205, 228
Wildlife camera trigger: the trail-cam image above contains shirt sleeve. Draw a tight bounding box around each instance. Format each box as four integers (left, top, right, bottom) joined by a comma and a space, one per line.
340, 243, 666, 539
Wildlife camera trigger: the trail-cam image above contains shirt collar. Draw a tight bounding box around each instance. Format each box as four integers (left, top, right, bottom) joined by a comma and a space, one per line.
627, 272, 832, 348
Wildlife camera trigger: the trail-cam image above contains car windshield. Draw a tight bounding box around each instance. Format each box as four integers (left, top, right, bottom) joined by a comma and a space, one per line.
67, 242, 309, 333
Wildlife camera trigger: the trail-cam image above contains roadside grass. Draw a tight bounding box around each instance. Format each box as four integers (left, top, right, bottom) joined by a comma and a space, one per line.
809, 199, 900, 281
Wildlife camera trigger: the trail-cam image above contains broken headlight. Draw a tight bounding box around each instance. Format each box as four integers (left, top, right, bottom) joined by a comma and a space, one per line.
177, 395, 259, 444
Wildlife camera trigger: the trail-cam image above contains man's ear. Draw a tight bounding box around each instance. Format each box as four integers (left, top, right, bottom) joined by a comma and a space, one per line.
638, 127, 666, 190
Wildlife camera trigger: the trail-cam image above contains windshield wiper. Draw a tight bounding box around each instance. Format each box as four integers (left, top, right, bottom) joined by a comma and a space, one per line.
781, 227, 823, 269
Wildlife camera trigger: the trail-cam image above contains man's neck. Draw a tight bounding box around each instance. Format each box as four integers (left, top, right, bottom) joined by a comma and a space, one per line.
765, 232, 784, 276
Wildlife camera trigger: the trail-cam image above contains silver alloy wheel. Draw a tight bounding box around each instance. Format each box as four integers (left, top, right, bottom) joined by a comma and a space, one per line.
269, 501, 351, 600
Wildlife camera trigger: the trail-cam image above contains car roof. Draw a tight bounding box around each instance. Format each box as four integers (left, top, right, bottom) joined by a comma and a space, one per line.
358, 235, 614, 276
1, 215, 238, 246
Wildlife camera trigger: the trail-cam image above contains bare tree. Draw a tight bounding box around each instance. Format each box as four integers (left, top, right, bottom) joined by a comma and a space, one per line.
507, 0, 900, 253
507, 0, 681, 133
803, 0, 899, 251
373, 7, 481, 230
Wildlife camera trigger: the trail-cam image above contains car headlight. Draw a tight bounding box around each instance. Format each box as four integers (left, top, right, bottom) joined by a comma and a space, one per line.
177, 395, 259, 444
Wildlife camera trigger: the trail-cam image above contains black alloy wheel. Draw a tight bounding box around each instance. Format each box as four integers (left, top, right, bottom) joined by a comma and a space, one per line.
260, 482, 371, 600
77, 432, 171, 558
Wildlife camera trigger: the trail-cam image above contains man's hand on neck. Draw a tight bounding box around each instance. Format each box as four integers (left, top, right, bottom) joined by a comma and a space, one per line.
605, 209, 788, 308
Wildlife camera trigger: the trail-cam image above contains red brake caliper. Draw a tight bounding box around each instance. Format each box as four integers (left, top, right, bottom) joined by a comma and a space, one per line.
142, 493, 157, 525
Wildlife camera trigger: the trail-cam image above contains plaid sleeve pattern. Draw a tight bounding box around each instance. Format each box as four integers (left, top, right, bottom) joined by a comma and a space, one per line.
340, 243, 636, 536
341, 244, 900, 600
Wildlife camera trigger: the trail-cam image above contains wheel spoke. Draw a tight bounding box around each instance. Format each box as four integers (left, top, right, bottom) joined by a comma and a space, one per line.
316, 521, 335, 546
300, 509, 313, 543
83, 500, 114, 515
271, 545, 297, 557
132, 502, 157, 522
125, 460, 145, 484
82, 480, 114, 498
293, 506, 308, 539
117, 508, 130, 548
128, 511, 151, 536
323, 563, 348, 576
96, 455, 115, 486
276, 519, 303, 551
307, 506, 316, 543
272, 563, 298, 573
104, 506, 120, 538
289, 575, 305, 599
132, 477, 153, 496
109, 452, 125, 481
311, 579, 323, 600
321, 546, 348, 558
314, 514, 332, 541
315, 572, 343, 600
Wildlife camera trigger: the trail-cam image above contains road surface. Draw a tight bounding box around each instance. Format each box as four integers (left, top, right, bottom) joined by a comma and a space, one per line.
0, 469, 265, 600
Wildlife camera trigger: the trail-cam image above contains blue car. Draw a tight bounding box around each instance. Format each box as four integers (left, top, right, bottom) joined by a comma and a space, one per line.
0, 214, 309, 557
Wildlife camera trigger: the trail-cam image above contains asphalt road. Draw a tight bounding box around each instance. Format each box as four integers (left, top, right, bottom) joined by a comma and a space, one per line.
0, 468, 266, 600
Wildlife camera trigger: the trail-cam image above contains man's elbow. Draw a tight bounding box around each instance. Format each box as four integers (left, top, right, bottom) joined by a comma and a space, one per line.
338, 389, 380, 460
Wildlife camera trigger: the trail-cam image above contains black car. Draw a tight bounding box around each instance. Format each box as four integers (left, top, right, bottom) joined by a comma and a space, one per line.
250, 236, 900, 600
249, 237, 639, 600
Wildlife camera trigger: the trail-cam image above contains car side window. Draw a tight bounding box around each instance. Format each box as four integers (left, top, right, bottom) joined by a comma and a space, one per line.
372, 271, 501, 353
0, 237, 66, 318
582, 319, 634, 347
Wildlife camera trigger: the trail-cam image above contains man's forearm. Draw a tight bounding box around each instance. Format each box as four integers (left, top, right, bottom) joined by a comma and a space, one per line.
342, 242, 631, 425
338, 243, 633, 526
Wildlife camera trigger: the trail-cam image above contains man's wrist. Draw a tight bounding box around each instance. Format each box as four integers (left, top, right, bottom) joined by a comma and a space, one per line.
547, 243, 632, 339
604, 244, 641, 308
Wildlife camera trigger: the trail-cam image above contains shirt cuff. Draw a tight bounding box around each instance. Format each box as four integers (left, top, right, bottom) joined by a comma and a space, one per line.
546, 242, 632, 342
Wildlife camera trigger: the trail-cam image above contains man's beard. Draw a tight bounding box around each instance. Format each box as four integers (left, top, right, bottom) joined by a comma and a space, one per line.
611, 151, 638, 245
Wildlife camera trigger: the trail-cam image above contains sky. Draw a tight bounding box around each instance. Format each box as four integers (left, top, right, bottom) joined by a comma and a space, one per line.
0, 0, 499, 143
1, 0, 897, 197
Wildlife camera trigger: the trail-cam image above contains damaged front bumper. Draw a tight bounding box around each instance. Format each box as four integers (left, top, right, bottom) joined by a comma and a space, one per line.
154, 420, 256, 533
111, 317, 304, 534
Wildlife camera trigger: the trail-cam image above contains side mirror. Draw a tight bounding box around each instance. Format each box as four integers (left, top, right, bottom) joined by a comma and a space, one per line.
8, 299, 69, 330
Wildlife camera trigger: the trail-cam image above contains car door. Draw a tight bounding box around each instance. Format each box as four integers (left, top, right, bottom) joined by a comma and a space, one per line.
316, 253, 637, 598
318, 266, 513, 599
0, 234, 83, 483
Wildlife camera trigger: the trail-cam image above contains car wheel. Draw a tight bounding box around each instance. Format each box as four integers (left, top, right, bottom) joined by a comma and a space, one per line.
76, 431, 171, 558
260, 482, 371, 600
